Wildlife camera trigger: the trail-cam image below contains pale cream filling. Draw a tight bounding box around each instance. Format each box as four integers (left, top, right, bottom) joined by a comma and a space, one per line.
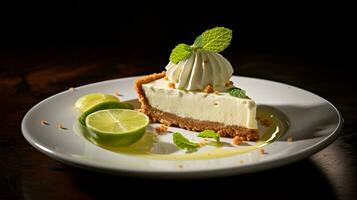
142, 78, 257, 129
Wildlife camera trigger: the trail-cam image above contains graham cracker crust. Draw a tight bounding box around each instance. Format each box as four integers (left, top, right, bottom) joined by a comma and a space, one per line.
134, 71, 259, 141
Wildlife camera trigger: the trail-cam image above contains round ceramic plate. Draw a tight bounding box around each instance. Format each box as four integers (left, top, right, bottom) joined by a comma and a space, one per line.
21, 76, 342, 178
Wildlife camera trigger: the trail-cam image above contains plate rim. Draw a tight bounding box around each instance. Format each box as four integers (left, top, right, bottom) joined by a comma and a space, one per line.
21, 75, 343, 178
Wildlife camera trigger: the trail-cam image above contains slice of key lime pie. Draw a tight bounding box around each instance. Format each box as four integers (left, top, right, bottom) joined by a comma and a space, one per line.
135, 27, 258, 141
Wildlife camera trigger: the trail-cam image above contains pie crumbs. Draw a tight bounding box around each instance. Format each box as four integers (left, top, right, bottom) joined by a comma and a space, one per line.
168, 82, 176, 89
259, 148, 266, 155
232, 136, 243, 145
114, 90, 121, 96
204, 84, 214, 93
57, 124, 67, 130
155, 124, 169, 134
287, 137, 293, 143
40, 120, 50, 126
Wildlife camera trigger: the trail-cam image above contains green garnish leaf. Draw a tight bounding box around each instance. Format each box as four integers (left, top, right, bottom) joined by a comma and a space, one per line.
197, 130, 220, 142
228, 87, 248, 99
193, 35, 203, 49
169, 43, 193, 64
173, 132, 199, 151
169, 27, 232, 64
200, 27, 232, 52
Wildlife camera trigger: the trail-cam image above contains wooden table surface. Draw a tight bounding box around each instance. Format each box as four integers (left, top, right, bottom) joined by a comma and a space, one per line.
1, 48, 356, 200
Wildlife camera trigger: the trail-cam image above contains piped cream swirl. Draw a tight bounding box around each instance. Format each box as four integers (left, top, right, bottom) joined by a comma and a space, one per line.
165, 50, 234, 91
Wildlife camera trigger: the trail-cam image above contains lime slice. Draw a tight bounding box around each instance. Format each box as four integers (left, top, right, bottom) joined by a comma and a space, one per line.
85, 109, 149, 147
78, 101, 134, 126
74, 93, 119, 113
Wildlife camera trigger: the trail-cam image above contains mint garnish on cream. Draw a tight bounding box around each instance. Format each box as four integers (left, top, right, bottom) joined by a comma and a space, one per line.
166, 27, 234, 91
169, 27, 233, 64
228, 87, 248, 99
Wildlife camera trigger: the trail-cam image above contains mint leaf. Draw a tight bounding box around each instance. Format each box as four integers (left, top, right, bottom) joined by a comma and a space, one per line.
201, 27, 232, 52
193, 35, 203, 49
197, 130, 220, 142
169, 44, 193, 64
169, 27, 232, 63
228, 87, 248, 98
173, 132, 199, 150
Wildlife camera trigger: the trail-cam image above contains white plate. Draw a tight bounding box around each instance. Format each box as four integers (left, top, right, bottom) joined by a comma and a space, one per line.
21, 76, 342, 178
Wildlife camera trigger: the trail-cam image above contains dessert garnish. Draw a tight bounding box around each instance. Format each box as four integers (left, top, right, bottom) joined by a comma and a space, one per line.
169, 27, 232, 64
228, 87, 248, 99
74, 93, 119, 113
166, 27, 234, 91
85, 109, 149, 147
173, 132, 199, 151
78, 101, 134, 126
74, 93, 142, 147
198, 130, 220, 142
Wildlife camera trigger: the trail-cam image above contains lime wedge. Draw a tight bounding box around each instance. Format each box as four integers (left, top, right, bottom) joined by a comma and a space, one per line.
78, 101, 134, 126
85, 109, 149, 147
74, 93, 119, 113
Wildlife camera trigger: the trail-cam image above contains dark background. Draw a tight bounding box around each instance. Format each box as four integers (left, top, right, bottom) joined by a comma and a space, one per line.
1, 3, 353, 56
1, 2, 356, 200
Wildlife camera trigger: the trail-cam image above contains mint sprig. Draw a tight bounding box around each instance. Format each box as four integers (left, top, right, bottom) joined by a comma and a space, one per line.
193, 35, 203, 49
197, 130, 220, 142
228, 87, 248, 99
169, 27, 233, 64
198, 27, 232, 52
173, 132, 199, 151
169, 44, 193, 64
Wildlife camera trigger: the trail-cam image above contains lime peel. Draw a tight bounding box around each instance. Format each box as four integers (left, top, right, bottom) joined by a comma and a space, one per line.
78, 101, 134, 126
74, 93, 119, 113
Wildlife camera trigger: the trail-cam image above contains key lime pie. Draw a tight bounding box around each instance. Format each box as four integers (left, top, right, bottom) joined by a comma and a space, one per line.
135, 27, 258, 141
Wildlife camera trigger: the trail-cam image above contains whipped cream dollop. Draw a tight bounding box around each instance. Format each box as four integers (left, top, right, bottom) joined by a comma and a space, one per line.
165, 50, 234, 91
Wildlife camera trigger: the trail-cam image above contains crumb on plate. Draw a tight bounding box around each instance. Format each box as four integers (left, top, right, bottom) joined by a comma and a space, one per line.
57, 124, 68, 130
155, 124, 169, 134
114, 90, 121, 96
40, 120, 50, 126
260, 148, 266, 155
287, 137, 293, 143
232, 136, 243, 145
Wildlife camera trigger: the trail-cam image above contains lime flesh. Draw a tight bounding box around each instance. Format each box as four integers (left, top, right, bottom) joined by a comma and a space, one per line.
85, 109, 149, 147
78, 101, 134, 126
74, 93, 119, 113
